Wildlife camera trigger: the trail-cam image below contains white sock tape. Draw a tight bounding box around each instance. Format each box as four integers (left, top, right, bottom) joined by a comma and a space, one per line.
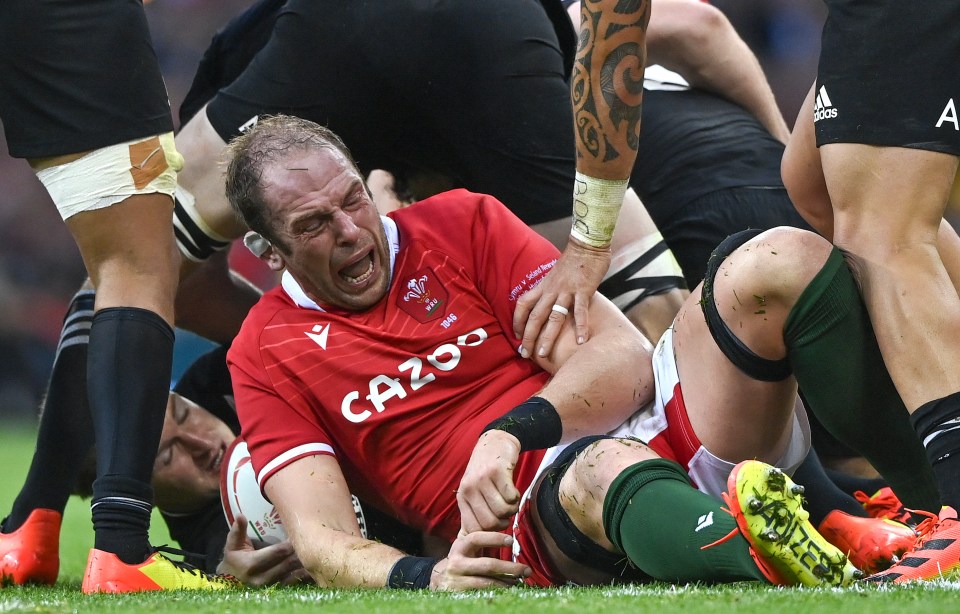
571, 172, 628, 249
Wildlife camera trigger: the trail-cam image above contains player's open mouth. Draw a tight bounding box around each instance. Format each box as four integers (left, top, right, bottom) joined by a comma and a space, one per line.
211, 444, 225, 472
339, 252, 375, 285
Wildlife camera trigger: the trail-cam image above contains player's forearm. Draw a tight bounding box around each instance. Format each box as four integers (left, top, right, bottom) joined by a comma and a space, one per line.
295, 526, 408, 589
646, 1, 789, 143
266, 455, 413, 589
572, 0, 650, 179
683, 38, 788, 143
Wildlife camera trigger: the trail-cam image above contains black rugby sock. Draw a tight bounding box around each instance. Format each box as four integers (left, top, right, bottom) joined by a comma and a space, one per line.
790, 450, 866, 527
91, 477, 154, 564
910, 391, 960, 510
88, 307, 172, 564
822, 467, 887, 500
3, 290, 96, 533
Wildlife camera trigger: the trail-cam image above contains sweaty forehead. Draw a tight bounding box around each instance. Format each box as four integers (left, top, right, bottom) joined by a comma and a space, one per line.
267, 146, 348, 174
262, 148, 355, 197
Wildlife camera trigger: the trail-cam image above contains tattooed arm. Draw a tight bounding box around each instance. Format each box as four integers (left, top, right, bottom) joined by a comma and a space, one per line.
514, 0, 650, 359
569, 0, 649, 181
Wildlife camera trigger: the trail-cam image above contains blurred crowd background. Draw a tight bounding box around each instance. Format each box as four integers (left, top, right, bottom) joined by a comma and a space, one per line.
0, 0, 955, 420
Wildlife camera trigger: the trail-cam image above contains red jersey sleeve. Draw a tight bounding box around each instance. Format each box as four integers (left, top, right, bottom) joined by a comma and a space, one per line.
227, 310, 336, 498
467, 193, 561, 339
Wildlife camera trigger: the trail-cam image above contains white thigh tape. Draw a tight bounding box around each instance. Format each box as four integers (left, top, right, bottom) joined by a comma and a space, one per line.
600, 232, 686, 312
37, 132, 182, 220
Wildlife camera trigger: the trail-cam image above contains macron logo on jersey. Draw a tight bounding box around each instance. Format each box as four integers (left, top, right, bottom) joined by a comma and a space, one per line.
306, 323, 330, 349
813, 86, 838, 122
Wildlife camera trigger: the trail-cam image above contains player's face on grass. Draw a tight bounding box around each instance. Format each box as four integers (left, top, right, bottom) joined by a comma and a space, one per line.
152, 393, 235, 513
262, 147, 391, 311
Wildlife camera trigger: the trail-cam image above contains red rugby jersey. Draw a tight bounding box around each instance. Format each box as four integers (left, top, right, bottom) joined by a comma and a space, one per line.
228, 190, 557, 540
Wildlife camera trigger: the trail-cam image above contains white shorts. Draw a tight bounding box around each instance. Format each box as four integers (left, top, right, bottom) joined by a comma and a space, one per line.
36, 132, 182, 220
523, 327, 812, 504
511, 326, 812, 578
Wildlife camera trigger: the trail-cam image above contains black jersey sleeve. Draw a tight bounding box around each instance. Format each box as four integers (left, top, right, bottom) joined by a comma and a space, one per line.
172, 344, 240, 434
179, 0, 285, 125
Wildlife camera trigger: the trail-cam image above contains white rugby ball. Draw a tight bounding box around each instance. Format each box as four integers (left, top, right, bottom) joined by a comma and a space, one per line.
220, 438, 367, 544
221, 438, 287, 544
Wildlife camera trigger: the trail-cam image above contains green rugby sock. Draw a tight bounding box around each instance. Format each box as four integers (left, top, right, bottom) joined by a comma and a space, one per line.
602, 459, 766, 583
784, 248, 940, 512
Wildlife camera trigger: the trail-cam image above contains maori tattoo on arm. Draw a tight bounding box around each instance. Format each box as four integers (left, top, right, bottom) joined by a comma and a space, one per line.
571, 0, 649, 178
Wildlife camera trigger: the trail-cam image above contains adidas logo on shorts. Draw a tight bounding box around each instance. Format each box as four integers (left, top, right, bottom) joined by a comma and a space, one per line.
813, 86, 838, 122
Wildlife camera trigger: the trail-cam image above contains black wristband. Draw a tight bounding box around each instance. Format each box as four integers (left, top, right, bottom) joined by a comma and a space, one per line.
481, 396, 562, 452
387, 556, 438, 589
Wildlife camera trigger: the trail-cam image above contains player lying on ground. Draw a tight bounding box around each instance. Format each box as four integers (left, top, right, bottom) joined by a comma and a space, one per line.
223, 116, 951, 590
0, 278, 916, 589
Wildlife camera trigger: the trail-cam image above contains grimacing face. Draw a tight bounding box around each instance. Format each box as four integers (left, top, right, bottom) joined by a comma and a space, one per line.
152, 393, 235, 514
260, 147, 392, 311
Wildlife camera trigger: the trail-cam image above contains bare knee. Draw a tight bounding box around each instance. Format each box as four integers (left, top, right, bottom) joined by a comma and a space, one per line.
557, 438, 659, 547
726, 227, 834, 300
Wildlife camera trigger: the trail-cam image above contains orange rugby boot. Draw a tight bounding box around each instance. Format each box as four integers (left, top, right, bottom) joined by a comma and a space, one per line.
0, 508, 60, 586
81, 547, 239, 593
818, 510, 916, 574
866, 507, 960, 584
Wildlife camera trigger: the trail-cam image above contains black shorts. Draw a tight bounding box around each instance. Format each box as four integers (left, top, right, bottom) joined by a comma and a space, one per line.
815, 0, 960, 154
0, 0, 173, 159
203, 0, 576, 225
648, 187, 814, 288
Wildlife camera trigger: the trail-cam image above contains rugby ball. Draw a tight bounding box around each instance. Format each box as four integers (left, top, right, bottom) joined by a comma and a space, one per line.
221, 438, 287, 544
220, 438, 367, 544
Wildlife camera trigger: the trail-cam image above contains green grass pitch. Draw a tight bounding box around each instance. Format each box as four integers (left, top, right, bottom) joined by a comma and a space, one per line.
2, 424, 958, 613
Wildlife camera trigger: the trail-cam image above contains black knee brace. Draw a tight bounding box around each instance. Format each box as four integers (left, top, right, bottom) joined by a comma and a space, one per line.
700, 229, 791, 382
534, 436, 651, 582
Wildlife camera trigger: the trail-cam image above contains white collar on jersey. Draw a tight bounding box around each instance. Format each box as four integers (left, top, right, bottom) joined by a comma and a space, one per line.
643, 64, 690, 92
281, 215, 400, 311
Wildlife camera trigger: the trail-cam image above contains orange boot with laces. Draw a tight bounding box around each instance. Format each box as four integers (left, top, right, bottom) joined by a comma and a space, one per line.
818, 510, 916, 574
81, 546, 240, 593
866, 507, 960, 583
